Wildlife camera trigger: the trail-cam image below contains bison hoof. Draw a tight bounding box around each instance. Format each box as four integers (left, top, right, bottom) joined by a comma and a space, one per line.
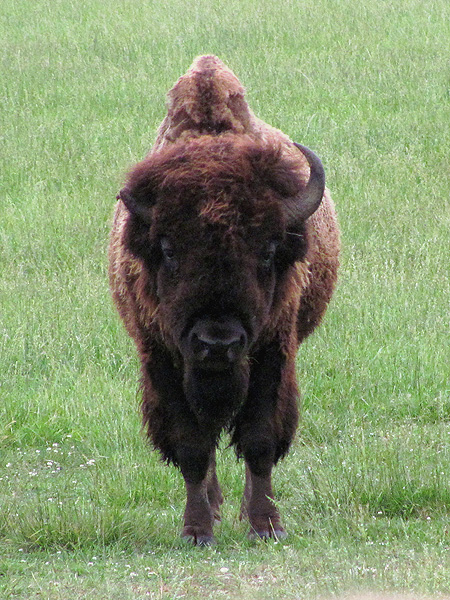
248, 523, 288, 541
181, 527, 215, 547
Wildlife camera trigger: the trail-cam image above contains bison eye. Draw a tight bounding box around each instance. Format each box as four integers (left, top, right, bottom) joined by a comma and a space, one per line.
160, 237, 178, 268
260, 241, 278, 268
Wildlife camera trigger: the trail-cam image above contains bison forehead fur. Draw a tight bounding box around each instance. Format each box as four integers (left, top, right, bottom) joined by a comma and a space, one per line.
108, 55, 340, 545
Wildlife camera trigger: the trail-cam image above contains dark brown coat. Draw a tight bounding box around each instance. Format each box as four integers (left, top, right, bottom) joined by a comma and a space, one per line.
109, 56, 340, 544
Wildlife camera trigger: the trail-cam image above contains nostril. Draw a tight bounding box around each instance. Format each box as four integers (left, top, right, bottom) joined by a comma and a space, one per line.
189, 332, 211, 355
198, 347, 210, 361
226, 344, 241, 362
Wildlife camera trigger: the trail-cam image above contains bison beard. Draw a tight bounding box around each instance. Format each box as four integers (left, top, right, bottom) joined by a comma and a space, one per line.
184, 367, 249, 427
109, 55, 340, 545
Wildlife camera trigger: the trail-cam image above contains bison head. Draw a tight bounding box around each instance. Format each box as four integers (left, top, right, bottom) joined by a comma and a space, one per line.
118, 134, 324, 423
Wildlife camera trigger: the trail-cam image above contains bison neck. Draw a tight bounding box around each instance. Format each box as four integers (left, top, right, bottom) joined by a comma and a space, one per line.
183, 363, 249, 429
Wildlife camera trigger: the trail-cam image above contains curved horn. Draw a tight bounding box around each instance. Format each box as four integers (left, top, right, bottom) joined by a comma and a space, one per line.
117, 187, 153, 225
291, 142, 326, 222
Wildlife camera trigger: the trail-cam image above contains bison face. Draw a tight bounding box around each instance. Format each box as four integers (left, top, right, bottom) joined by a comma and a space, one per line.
119, 135, 324, 420
155, 223, 280, 366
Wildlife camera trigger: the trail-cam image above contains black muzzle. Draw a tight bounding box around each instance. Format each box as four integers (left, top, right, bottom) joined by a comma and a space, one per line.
187, 317, 248, 370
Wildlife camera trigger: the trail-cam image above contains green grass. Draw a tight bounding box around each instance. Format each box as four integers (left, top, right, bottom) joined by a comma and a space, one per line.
1, 0, 450, 597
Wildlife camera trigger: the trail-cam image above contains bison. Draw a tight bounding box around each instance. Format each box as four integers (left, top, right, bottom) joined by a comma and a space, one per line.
109, 55, 339, 545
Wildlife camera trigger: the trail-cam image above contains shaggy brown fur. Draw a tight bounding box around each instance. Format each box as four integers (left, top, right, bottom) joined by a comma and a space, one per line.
109, 55, 340, 545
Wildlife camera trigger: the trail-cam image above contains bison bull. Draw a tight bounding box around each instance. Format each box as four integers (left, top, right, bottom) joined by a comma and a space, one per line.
109, 55, 340, 545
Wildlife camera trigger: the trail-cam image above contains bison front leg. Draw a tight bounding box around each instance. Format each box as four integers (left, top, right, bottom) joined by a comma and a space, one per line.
206, 449, 224, 524
141, 350, 220, 546
241, 444, 287, 540
177, 445, 216, 546
234, 341, 298, 540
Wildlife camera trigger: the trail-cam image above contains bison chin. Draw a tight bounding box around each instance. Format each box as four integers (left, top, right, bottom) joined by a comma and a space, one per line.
183, 363, 250, 428
180, 316, 250, 426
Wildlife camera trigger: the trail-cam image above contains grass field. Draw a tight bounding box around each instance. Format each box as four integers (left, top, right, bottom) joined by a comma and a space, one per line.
1, 0, 450, 598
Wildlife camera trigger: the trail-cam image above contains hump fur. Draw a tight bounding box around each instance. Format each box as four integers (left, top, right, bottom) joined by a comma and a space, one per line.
154, 55, 255, 145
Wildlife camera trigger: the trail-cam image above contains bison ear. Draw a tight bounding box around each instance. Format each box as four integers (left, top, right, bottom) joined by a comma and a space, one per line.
285, 143, 325, 223
117, 185, 154, 225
